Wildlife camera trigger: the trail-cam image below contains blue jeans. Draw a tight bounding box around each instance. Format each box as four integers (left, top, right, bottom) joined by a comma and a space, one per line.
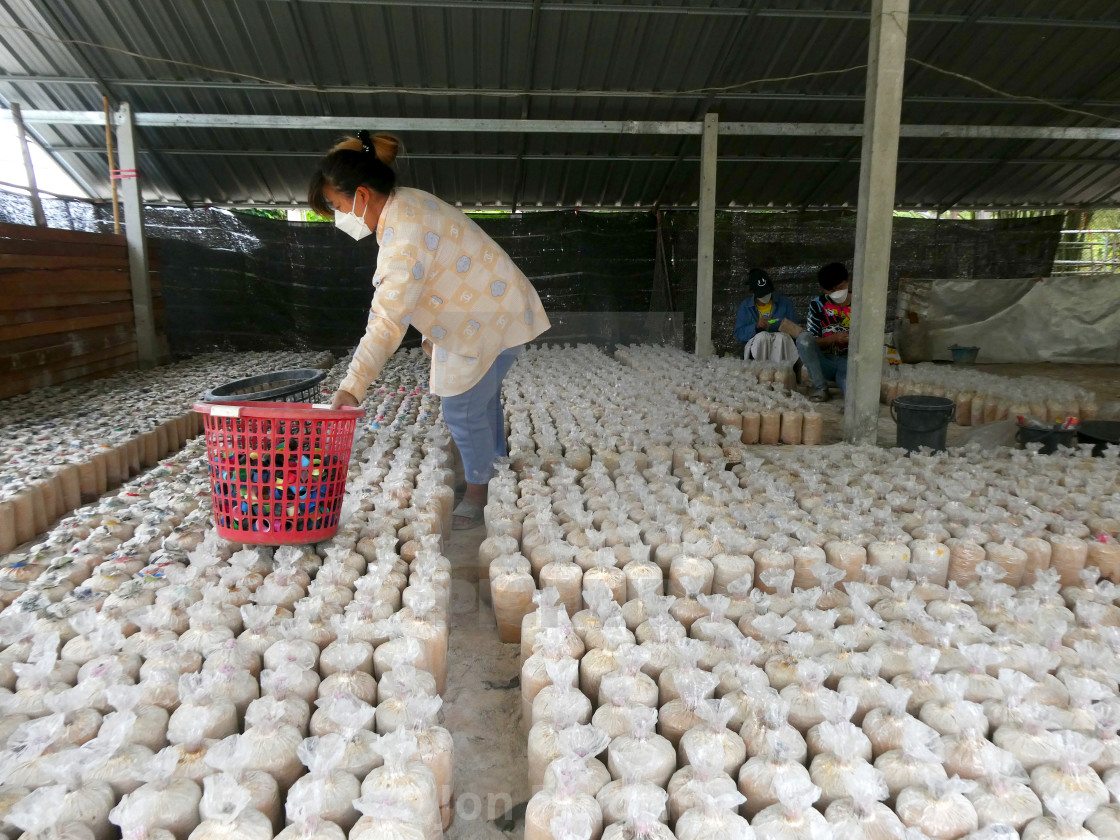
440, 347, 521, 484
796, 332, 848, 393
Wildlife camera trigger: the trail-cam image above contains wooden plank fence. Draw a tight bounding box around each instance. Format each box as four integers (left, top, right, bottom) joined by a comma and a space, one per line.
0, 222, 166, 399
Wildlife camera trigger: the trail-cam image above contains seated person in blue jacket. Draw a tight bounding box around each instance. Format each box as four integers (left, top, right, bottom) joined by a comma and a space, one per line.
732, 268, 798, 363
779, 261, 851, 403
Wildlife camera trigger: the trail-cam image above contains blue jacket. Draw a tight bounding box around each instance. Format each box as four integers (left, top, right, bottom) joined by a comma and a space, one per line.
733, 293, 797, 343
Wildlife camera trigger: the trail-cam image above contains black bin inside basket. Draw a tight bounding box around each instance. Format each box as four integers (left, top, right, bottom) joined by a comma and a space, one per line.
1077, 420, 1120, 457
1015, 423, 1077, 454
202, 369, 328, 404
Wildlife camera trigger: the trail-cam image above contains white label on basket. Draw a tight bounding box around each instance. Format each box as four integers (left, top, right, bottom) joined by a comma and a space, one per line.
312, 403, 334, 409
210, 405, 241, 418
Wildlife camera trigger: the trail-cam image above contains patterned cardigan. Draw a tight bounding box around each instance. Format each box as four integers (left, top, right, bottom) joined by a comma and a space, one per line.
338, 187, 550, 399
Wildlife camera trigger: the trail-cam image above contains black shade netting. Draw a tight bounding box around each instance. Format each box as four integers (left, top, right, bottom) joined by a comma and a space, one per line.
0, 191, 1060, 357
661, 210, 1064, 354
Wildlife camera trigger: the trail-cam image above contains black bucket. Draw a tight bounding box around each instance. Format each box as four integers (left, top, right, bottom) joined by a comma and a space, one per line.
891, 396, 956, 453
1016, 424, 1077, 454
1076, 420, 1120, 457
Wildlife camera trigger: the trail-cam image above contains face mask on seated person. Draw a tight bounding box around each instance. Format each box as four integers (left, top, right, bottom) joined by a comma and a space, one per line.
757, 294, 772, 304
827, 287, 848, 303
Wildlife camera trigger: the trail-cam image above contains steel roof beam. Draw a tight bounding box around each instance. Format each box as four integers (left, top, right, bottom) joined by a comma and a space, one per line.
50, 148, 1120, 166
5, 111, 703, 133
9, 75, 1120, 112
725, 123, 1120, 140
10, 111, 1120, 142
252, 0, 1120, 30
44, 146, 1120, 166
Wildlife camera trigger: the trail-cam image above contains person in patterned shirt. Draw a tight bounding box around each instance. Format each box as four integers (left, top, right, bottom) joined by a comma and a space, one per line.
310, 131, 550, 528
779, 262, 852, 402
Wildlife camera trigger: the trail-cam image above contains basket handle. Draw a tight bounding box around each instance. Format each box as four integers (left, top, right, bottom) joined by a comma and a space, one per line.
890, 401, 956, 428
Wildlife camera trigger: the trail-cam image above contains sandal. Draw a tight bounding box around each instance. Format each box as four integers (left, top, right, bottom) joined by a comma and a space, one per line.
452, 499, 485, 530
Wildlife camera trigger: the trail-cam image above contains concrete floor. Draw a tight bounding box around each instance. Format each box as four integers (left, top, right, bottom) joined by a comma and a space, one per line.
445, 522, 528, 840
436, 361, 1120, 839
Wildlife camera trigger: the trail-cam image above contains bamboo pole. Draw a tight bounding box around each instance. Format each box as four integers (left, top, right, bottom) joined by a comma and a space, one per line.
103, 96, 121, 234
10, 102, 45, 226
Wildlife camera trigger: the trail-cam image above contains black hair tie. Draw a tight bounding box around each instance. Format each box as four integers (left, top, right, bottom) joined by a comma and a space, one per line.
356, 129, 373, 152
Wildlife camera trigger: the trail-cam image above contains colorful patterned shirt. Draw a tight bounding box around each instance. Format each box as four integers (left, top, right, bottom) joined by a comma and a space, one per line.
339, 188, 550, 399
805, 293, 851, 353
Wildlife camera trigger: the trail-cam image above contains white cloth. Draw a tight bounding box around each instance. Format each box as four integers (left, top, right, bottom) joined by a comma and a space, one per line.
744, 331, 798, 364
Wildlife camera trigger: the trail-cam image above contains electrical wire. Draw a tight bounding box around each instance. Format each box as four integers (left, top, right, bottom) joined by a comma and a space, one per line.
0, 21, 871, 98
906, 58, 1120, 126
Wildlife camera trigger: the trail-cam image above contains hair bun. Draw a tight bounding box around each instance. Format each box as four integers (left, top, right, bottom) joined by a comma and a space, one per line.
350, 130, 399, 165
371, 133, 400, 166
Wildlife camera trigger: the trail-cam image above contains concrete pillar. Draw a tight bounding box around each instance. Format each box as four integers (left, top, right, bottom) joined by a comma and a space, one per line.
695, 113, 718, 358
116, 102, 159, 369
843, 0, 909, 444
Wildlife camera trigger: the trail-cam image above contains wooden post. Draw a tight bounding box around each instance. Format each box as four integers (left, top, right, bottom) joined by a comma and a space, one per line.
10, 102, 46, 226
115, 102, 159, 369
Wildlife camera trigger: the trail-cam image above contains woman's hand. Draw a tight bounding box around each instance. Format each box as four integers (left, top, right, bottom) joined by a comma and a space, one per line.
422, 338, 433, 357
330, 390, 360, 409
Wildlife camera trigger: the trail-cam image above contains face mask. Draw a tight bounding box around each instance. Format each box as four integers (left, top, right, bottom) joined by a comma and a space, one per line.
828, 287, 848, 303
334, 191, 372, 241
757, 294, 772, 304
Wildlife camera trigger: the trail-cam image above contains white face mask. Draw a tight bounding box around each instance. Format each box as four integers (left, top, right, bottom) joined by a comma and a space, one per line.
334, 192, 372, 241
757, 294, 772, 304
828, 287, 849, 303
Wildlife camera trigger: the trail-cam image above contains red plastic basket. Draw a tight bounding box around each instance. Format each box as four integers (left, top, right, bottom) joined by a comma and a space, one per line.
193, 401, 365, 545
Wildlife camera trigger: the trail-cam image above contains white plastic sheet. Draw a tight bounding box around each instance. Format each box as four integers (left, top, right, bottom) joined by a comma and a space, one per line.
897, 275, 1120, 363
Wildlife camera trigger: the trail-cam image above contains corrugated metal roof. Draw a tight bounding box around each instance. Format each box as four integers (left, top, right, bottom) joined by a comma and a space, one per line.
3, 0, 1120, 208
